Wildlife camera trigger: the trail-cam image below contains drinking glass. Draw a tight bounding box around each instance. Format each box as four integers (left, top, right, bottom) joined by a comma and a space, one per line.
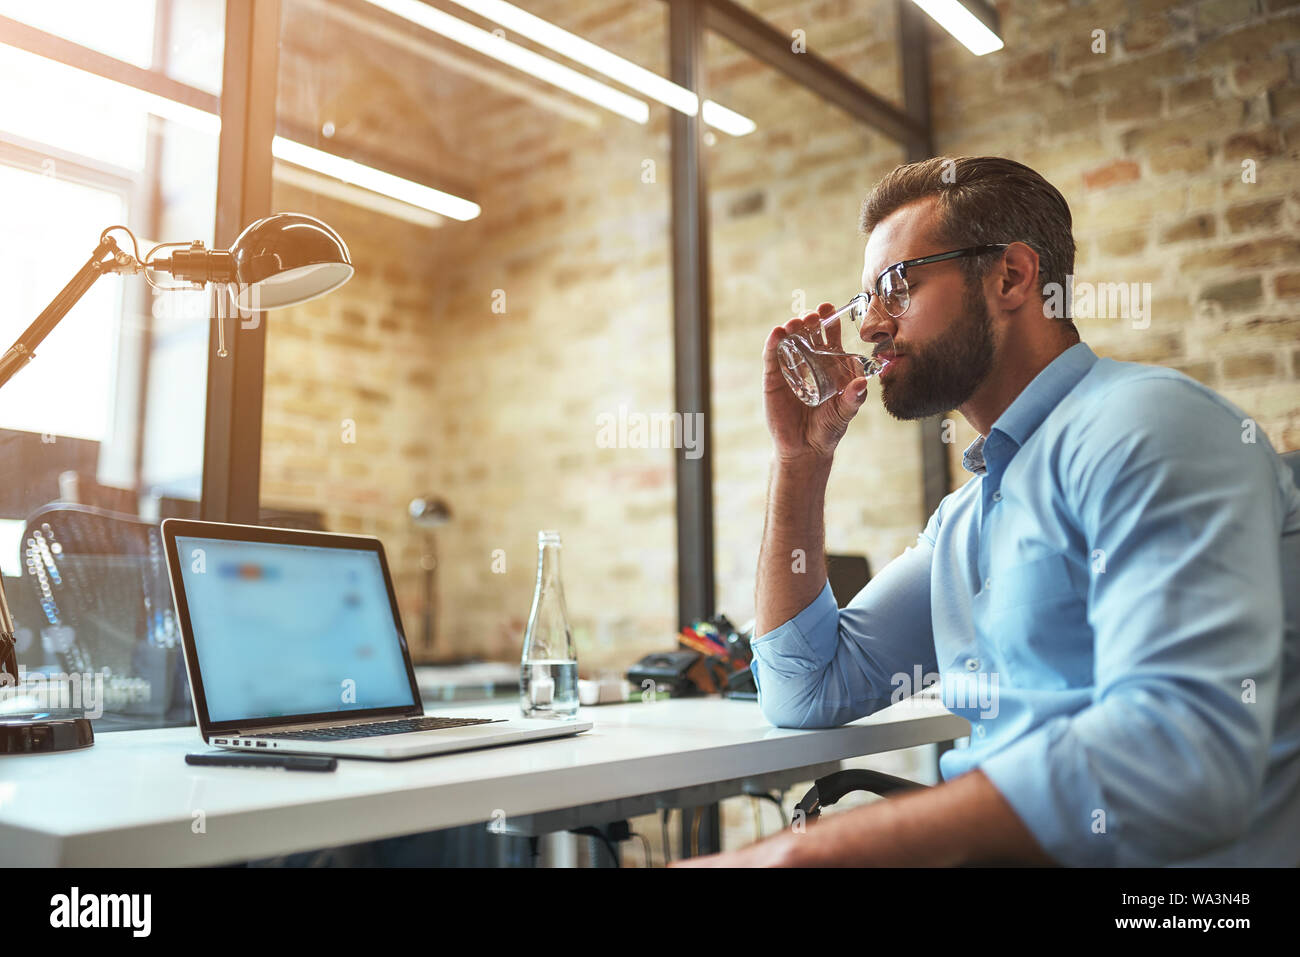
776, 295, 895, 407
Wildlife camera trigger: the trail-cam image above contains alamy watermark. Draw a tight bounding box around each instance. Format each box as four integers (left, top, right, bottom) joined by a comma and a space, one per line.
0, 666, 106, 719
1043, 275, 1153, 329
596, 405, 704, 460
890, 664, 1000, 719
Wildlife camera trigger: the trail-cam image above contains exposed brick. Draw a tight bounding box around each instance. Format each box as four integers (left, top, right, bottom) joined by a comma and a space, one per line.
1149, 144, 1213, 173
1232, 314, 1300, 342
1161, 213, 1218, 242
1003, 50, 1053, 86
727, 190, 765, 218
1276, 272, 1300, 296
1105, 89, 1165, 122
1181, 238, 1300, 269
1170, 76, 1216, 111
1121, 101, 1246, 152
1171, 359, 1218, 384
1223, 352, 1280, 380
1083, 159, 1141, 189
1098, 227, 1150, 256
1196, 0, 1262, 32
1072, 48, 1190, 101
1062, 34, 1107, 72
1125, 13, 1174, 52
1224, 127, 1286, 156
1044, 104, 1103, 137
1199, 275, 1265, 309
1226, 197, 1284, 231
1230, 57, 1290, 96
1195, 17, 1300, 68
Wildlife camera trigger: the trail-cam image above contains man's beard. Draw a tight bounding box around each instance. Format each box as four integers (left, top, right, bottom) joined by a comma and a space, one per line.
880, 284, 995, 421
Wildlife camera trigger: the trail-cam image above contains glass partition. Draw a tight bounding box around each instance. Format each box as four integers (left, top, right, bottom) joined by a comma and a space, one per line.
704, 29, 921, 625
701, 20, 936, 856
264, 0, 678, 673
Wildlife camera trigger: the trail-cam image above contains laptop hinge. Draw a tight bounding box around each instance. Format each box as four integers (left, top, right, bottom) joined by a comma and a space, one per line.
227, 713, 418, 736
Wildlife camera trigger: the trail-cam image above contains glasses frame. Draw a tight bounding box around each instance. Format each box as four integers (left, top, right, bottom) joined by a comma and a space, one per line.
853, 243, 1011, 319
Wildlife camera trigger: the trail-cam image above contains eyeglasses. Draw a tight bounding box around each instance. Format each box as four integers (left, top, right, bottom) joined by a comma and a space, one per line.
850, 243, 1011, 320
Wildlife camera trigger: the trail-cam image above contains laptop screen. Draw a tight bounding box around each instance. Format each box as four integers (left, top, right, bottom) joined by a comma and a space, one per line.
174, 535, 416, 723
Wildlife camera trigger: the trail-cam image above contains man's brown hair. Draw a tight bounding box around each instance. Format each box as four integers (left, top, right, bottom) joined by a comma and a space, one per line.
859, 156, 1077, 329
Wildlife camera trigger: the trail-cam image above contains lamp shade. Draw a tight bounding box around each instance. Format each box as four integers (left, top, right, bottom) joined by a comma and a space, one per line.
229, 212, 353, 311
409, 496, 452, 528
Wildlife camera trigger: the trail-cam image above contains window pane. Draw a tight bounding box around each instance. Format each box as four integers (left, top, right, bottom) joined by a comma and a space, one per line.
263, 0, 676, 676
0, 12, 222, 730
0, 0, 157, 69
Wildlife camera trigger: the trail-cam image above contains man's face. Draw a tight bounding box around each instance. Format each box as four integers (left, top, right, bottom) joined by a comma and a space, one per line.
861, 198, 996, 421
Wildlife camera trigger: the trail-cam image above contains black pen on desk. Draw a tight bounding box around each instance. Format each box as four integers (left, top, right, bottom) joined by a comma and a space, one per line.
186, 752, 337, 772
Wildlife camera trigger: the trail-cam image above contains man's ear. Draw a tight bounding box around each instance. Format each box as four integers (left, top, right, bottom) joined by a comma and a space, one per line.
991, 241, 1040, 312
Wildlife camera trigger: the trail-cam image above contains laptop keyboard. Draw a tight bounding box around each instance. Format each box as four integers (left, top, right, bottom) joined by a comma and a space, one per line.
255, 716, 505, 741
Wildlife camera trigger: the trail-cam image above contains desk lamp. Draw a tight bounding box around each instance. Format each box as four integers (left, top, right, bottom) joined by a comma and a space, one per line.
0, 213, 352, 754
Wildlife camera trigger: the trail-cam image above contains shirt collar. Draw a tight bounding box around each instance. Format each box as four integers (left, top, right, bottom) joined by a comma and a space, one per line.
960, 342, 1099, 475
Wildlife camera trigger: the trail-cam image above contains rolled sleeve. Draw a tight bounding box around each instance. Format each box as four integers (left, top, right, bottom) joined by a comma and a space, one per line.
978, 715, 1110, 865
751, 531, 938, 729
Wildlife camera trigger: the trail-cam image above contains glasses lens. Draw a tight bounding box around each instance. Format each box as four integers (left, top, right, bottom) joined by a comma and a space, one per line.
880, 268, 908, 317
849, 294, 869, 324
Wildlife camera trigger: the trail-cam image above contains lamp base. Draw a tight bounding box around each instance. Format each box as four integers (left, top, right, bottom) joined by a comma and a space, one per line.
0, 711, 94, 754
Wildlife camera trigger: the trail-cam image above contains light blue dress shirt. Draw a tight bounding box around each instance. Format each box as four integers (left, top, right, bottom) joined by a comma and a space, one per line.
750, 342, 1300, 866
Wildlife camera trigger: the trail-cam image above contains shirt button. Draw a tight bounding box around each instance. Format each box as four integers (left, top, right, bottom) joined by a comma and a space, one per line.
992, 490, 1002, 502
974, 724, 986, 738
984, 578, 992, 590
966, 657, 980, 671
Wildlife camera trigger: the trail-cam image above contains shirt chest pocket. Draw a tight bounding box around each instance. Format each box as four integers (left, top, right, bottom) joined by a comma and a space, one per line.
987, 552, 1082, 613
983, 551, 1092, 689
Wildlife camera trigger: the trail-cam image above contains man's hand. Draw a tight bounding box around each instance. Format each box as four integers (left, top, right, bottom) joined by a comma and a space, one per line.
670, 830, 798, 868
667, 770, 1058, 867
764, 302, 871, 464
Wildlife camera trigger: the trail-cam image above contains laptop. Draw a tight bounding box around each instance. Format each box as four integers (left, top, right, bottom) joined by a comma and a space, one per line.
161, 519, 592, 759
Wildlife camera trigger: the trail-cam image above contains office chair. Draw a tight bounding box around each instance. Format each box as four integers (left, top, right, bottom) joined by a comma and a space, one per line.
826, 553, 871, 607
17, 503, 191, 726
794, 450, 1300, 845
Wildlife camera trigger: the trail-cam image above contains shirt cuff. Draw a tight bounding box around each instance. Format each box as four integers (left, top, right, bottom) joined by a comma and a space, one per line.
749, 579, 839, 675
976, 715, 1115, 867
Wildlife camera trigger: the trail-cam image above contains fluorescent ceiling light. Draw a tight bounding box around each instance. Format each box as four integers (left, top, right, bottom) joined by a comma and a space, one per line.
701, 100, 756, 137
370, 0, 756, 136
272, 137, 480, 220
360, 0, 650, 123
444, 0, 696, 115
0, 42, 478, 223
910, 0, 1004, 56
273, 162, 447, 229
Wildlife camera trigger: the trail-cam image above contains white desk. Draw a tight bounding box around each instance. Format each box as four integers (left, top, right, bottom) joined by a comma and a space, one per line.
0, 692, 966, 866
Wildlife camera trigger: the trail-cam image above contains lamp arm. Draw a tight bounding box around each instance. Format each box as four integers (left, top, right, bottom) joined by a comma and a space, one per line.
0, 235, 136, 391
0, 232, 142, 681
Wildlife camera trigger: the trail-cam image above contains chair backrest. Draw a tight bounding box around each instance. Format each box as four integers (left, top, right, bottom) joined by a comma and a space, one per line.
18, 504, 189, 724
827, 553, 872, 608
1284, 450, 1300, 490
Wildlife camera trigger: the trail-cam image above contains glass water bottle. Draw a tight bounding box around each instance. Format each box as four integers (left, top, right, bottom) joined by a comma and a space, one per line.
520, 530, 579, 718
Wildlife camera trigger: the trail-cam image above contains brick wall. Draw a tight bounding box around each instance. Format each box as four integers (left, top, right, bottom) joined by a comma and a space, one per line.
261, 0, 1298, 665
927, 0, 1300, 476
